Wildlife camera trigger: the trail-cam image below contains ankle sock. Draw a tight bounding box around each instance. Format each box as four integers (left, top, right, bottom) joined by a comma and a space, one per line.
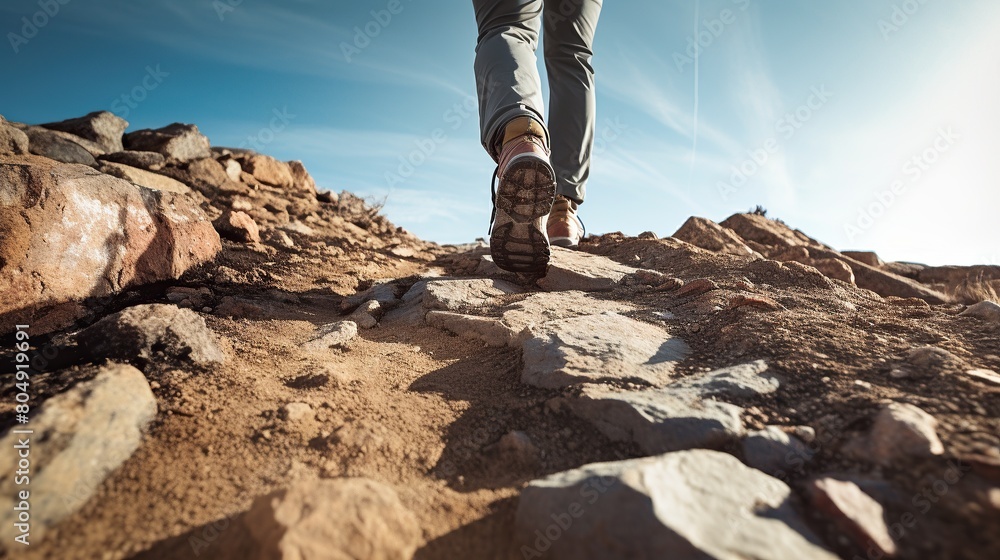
501, 116, 548, 150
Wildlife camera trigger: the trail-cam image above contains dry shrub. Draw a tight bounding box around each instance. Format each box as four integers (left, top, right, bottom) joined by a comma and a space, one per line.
952, 272, 1000, 304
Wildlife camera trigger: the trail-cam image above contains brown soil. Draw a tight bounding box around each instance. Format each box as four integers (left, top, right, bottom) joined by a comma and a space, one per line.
4, 204, 999, 560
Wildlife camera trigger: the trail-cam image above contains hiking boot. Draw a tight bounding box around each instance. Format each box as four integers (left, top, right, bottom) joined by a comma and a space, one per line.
488, 116, 556, 273
547, 195, 584, 247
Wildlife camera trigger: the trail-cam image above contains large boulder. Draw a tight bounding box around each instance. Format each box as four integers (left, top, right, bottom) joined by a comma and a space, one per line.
0, 155, 221, 334
124, 123, 211, 162
40, 110, 127, 153
243, 478, 421, 560
0, 364, 156, 545
515, 450, 838, 560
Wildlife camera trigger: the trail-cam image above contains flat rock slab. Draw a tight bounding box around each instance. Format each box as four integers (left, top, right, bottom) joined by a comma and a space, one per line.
243, 478, 421, 560
98, 150, 166, 171
569, 385, 745, 454
521, 312, 690, 389
0, 155, 221, 335
426, 311, 518, 347
537, 247, 639, 292
423, 277, 523, 311
670, 360, 779, 399
99, 161, 191, 194
515, 449, 838, 560
501, 291, 631, 335
0, 363, 156, 544
77, 303, 225, 366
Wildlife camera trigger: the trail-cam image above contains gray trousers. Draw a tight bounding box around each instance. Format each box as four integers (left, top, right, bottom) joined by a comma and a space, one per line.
473, 0, 602, 205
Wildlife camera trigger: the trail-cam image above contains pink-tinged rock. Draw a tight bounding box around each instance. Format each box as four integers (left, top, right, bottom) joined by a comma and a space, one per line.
672, 216, 758, 257
809, 257, 856, 284
869, 402, 944, 466
842, 251, 884, 268
287, 160, 318, 194
808, 477, 898, 558
0, 115, 29, 155
214, 209, 261, 243
721, 212, 828, 250
0, 155, 221, 334
675, 278, 718, 298
240, 153, 295, 188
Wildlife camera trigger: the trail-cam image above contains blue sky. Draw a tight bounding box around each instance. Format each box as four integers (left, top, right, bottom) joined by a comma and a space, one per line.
2, 0, 998, 266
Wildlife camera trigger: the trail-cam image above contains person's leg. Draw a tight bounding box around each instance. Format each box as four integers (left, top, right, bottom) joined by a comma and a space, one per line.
472, 0, 546, 158
542, 0, 602, 204
473, 0, 558, 273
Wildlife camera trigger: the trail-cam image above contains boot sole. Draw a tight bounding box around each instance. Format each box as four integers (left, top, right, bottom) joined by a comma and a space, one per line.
550, 237, 579, 248
490, 156, 556, 274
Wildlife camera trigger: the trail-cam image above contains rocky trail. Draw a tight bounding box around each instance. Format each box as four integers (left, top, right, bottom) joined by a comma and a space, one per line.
1, 111, 999, 559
